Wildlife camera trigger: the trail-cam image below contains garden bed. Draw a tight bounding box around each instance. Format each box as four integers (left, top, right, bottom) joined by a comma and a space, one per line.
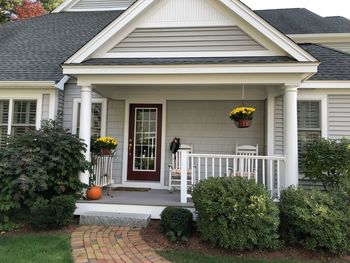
141, 220, 350, 263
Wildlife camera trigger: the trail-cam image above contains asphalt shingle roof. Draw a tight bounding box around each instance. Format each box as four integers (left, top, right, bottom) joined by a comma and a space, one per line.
82, 56, 297, 65
300, 44, 350, 81
256, 8, 350, 34
0, 11, 123, 82
1, 8, 350, 82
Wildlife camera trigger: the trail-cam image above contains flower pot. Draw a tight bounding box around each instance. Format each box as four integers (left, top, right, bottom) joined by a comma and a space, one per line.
86, 186, 103, 200
100, 148, 112, 156
234, 119, 252, 128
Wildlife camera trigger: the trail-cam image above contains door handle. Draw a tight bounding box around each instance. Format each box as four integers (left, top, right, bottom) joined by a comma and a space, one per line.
128, 139, 133, 155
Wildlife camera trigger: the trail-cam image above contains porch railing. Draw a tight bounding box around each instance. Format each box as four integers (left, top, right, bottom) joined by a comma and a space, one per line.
178, 150, 285, 203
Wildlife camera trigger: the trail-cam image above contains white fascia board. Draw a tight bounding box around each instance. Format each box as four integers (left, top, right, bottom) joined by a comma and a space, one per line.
289, 33, 350, 44
65, 0, 154, 64
63, 63, 319, 75
65, 0, 317, 64
52, 0, 79, 13
219, 0, 317, 62
0, 81, 56, 88
300, 81, 350, 89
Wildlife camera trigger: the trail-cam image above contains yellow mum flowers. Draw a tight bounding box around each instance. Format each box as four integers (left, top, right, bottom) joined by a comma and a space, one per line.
229, 107, 256, 121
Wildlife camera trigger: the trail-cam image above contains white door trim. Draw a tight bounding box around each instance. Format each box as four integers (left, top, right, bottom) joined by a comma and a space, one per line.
121, 99, 167, 189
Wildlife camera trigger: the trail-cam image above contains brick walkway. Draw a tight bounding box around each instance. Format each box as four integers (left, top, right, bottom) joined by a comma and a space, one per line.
71, 225, 170, 263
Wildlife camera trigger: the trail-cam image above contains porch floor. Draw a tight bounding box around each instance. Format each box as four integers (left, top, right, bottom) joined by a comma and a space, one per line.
78, 189, 194, 208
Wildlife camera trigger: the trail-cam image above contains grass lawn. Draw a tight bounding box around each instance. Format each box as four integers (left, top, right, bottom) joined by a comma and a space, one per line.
159, 250, 311, 263
0, 233, 73, 263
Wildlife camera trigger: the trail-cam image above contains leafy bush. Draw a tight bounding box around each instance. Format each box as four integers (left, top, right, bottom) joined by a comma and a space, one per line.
279, 187, 350, 255
192, 177, 280, 250
302, 138, 350, 190
29, 195, 76, 229
160, 207, 193, 242
0, 120, 90, 230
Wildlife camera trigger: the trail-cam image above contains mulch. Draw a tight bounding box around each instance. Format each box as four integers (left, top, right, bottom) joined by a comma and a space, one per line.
0, 216, 80, 237
141, 220, 350, 263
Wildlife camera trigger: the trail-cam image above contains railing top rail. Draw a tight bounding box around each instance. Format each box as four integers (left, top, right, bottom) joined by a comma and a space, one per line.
186, 153, 285, 161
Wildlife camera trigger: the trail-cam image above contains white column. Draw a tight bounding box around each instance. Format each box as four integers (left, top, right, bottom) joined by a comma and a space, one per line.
79, 86, 92, 185
283, 85, 299, 187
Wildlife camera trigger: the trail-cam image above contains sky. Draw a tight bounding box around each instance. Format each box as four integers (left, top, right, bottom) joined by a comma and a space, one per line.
241, 0, 350, 19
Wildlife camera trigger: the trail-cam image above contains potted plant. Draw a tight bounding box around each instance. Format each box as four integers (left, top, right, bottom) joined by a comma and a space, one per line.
94, 137, 118, 156
229, 106, 256, 128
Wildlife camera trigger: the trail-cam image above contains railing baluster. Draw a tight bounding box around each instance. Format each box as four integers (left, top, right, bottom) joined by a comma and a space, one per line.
269, 159, 273, 198
205, 158, 208, 179
277, 160, 281, 198
233, 158, 236, 177
198, 157, 201, 183
262, 159, 266, 186
219, 158, 222, 177
212, 158, 214, 177
226, 158, 229, 177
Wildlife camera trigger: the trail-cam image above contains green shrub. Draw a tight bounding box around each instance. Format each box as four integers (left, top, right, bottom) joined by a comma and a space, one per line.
0, 120, 90, 230
29, 195, 76, 229
302, 138, 350, 190
192, 177, 280, 250
160, 207, 193, 242
279, 187, 350, 255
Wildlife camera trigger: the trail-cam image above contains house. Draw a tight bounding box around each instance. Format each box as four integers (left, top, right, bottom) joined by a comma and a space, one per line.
1, 0, 350, 218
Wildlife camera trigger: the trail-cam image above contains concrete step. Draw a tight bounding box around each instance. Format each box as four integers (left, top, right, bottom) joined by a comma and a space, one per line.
79, 211, 151, 228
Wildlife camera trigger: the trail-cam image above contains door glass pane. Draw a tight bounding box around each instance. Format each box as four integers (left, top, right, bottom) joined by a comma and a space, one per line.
133, 108, 157, 171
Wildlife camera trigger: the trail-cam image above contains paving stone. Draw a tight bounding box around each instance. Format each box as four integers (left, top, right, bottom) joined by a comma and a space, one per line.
71, 225, 170, 263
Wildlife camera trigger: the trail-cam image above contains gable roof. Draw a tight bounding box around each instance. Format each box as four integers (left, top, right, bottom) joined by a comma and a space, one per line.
300, 44, 350, 81
256, 8, 350, 35
0, 11, 123, 82
65, 0, 316, 64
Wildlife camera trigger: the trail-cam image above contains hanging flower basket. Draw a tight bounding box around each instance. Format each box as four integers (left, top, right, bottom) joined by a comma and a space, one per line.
93, 137, 118, 156
229, 107, 256, 129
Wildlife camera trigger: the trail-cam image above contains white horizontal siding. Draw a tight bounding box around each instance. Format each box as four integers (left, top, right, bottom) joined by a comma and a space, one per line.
321, 43, 350, 54
71, 0, 135, 10
328, 95, 350, 138
110, 26, 265, 53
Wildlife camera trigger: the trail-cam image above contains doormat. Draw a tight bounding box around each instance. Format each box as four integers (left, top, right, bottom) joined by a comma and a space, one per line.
112, 187, 151, 192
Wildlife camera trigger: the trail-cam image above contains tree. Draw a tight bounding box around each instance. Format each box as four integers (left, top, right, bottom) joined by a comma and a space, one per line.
0, 0, 22, 23
13, 0, 47, 21
40, 0, 63, 12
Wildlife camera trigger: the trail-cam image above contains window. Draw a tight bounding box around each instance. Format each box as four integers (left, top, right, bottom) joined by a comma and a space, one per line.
0, 100, 9, 146
12, 100, 37, 136
0, 99, 38, 147
298, 101, 322, 169
72, 99, 107, 138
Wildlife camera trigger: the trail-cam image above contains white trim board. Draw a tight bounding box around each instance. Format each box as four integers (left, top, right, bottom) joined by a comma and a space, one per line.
64, 0, 317, 64
122, 100, 167, 189
300, 81, 350, 89
289, 33, 350, 44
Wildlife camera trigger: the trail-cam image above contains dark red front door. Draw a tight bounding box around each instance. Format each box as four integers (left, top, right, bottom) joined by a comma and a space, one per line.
127, 104, 162, 181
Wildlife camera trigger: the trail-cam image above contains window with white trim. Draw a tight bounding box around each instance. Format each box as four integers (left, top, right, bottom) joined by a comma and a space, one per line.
72, 99, 107, 138
0, 99, 37, 147
12, 100, 37, 136
297, 101, 322, 169
0, 100, 9, 146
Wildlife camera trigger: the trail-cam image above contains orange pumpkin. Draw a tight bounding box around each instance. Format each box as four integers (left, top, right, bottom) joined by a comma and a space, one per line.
86, 186, 103, 200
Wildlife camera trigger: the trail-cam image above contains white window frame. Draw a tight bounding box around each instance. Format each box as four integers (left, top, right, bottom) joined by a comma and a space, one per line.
0, 97, 42, 136
297, 94, 327, 138
72, 98, 107, 137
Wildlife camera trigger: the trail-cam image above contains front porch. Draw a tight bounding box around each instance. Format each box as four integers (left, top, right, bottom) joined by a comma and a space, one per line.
62, 64, 310, 216
76, 189, 194, 219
